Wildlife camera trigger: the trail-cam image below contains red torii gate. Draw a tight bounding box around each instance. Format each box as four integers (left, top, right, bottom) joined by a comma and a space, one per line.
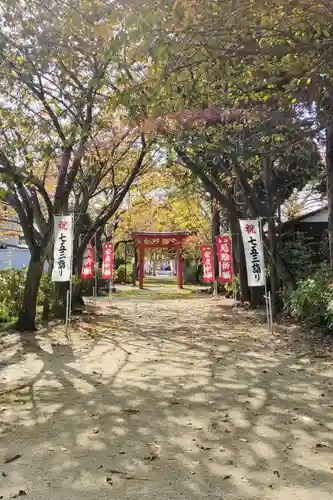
132, 231, 190, 289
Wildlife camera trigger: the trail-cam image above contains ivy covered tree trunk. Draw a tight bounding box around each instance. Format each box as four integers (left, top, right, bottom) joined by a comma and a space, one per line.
15, 247, 45, 332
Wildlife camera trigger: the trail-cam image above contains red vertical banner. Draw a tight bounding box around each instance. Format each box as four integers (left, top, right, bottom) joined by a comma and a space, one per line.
201, 245, 214, 282
81, 241, 95, 279
216, 234, 233, 283
101, 242, 114, 279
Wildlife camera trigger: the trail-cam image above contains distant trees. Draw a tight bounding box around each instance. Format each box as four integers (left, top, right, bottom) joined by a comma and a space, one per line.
0, 0, 151, 330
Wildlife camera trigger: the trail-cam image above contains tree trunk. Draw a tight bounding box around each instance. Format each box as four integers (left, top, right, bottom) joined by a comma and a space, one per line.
15, 247, 44, 332
72, 281, 85, 312
230, 159, 295, 290
211, 197, 220, 293
263, 158, 279, 316
237, 230, 250, 302
52, 282, 68, 318
226, 192, 250, 302
327, 116, 333, 269
229, 214, 250, 301
95, 228, 103, 268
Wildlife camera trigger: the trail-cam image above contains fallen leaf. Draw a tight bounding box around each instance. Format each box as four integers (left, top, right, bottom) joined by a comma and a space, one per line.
316, 442, 330, 448
4, 453, 21, 464
9, 491, 27, 498
122, 408, 139, 414
144, 453, 158, 461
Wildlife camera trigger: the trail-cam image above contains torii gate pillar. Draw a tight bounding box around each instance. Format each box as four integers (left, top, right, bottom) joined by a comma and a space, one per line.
139, 246, 145, 289
176, 247, 183, 289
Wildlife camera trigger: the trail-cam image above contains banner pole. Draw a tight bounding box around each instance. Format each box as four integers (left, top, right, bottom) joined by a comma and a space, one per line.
268, 291, 273, 332
94, 233, 98, 303
65, 289, 70, 340
258, 217, 270, 333
68, 280, 73, 336
229, 232, 237, 309
67, 213, 74, 338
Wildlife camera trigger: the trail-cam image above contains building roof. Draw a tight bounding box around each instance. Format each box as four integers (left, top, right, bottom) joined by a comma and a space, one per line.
133, 231, 190, 237
282, 205, 328, 226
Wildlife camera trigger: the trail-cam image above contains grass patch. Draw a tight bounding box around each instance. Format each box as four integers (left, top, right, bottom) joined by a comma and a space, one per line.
143, 277, 178, 286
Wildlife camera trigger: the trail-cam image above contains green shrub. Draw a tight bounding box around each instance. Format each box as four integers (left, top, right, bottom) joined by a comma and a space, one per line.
284, 266, 333, 329
0, 268, 26, 320
0, 304, 10, 323
0, 268, 56, 323
38, 272, 55, 305
217, 274, 240, 297
279, 233, 319, 280
184, 262, 199, 284
114, 264, 132, 284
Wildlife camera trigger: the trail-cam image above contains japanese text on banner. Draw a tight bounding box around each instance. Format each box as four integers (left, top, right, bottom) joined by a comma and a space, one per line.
102, 242, 114, 279
216, 235, 233, 283
201, 245, 214, 283
239, 219, 265, 287
52, 215, 73, 282
81, 241, 95, 279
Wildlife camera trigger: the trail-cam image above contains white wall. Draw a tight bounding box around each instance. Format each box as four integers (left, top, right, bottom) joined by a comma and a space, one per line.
0, 221, 21, 246
0, 248, 31, 270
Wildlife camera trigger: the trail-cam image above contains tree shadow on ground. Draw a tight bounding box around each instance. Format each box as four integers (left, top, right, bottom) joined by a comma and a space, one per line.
0, 296, 333, 500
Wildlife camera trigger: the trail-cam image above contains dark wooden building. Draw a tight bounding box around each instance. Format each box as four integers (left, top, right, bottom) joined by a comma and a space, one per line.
281, 206, 328, 242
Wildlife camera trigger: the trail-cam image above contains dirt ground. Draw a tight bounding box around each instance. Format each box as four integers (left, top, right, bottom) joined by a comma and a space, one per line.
1, 293, 333, 500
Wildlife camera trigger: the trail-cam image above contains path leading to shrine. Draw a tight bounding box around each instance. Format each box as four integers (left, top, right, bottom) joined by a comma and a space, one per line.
1, 293, 333, 499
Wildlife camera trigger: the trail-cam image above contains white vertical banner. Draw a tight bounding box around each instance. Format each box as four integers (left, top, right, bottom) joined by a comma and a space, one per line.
239, 219, 265, 287
52, 215, 74, 282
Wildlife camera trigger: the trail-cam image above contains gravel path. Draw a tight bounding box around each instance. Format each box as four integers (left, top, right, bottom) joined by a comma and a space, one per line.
1, 295, 333, 499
